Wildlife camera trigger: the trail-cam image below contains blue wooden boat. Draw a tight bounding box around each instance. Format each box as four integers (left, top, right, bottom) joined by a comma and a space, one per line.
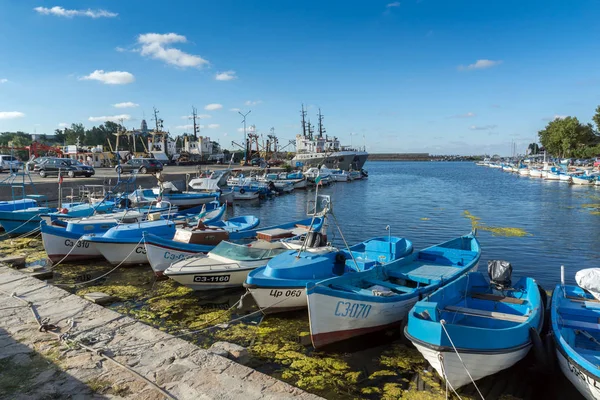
0, 198, 37, 211
306, 232, 480, 348
244, 236, 414, 314
130, 188, 219, 208
405, 270, 544, 389
551, 283, 600, 399
82, 219, 177, 265
144, 216, 322, 276
0, 200, 116, 236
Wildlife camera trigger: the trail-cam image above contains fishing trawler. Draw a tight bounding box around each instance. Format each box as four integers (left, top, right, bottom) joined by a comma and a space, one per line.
148, 108, 177, 163
174, 107, 214, 164
291, 106, 369, 171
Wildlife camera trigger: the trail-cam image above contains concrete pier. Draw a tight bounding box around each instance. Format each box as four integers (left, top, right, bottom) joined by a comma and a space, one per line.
0, 266, 321, 400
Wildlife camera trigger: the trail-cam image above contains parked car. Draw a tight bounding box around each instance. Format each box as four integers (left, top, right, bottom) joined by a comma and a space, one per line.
250, 157, 265, 166
115, 158, 163, 174
26, 156, 51, 172
0, 155, 24, 172
34, 158, 95, 178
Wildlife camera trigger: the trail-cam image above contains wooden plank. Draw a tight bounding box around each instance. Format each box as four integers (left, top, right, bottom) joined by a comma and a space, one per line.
561, 318, 600, 331
445, 305, 528, 323
469, 292, 525, 305
567, 295, 600, 303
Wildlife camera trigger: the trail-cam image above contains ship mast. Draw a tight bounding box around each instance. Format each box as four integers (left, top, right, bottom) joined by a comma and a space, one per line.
191, 106, 199, 140
301, 104, 307, 138
317, 108, 325, 138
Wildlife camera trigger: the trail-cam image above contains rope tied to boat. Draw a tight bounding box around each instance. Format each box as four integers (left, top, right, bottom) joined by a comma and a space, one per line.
0, 212, 43, 239
438, 353, 463, 400
47, 236, 88, 270
1, 288, 179, 400
55, 237, 145, 287
439, 319, 485, 400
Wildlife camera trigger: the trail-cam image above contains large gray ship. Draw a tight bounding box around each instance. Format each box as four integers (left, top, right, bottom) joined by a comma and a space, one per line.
291, 106, 368, 171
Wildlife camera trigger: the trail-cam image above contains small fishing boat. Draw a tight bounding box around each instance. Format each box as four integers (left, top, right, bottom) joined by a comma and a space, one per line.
518, 167, 530, 176
405, 263, 544, 389
529, 168, 542, 178
130, 188, 218, 208
560, 173, 573, 183
306, 232, 480, 348
82, 217, 178, 265
572, 175, 595, 185
144, 216, 320, 275
244, 235, 414, 314
233, 185, 262, 200
551, 269, 600, 400
41, 202, 224, 262
546, 169, 562, 181
0, 198, 37, 211
164, 238, 307, 290
330, 169, 350, 182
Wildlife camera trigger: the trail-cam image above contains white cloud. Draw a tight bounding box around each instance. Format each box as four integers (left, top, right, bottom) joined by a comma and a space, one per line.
237, 127, 245, 133
58, 122, 69, 127
80, 70, 135, 85
137, 33, 208, 68
204, 103, 223, 111
215, 70, 237, 81
0, 79, 7, 84
244, 100, 262, 106
469, 124, 497, 130
449, 112, 476, 118
0, 111, 25, 120
386, 2, 400, 7
175, 124, 194, 130
229, 108, 241, 112
34, 6, 117, 18
207, 124, 220, 129
458, 59, 502, 71
542, 115, 568, 121
88, 114, 131, 122
115, 46, 126, 52
223, 133, 228, 137
199, 114, 211, 119
113, 102, 139, 108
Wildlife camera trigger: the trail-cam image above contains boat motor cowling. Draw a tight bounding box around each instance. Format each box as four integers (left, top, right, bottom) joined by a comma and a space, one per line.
487, 260, 513, 289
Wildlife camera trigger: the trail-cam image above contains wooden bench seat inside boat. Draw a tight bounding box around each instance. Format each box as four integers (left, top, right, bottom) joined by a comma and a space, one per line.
331, 284, 375, 296
468, 292, 525, 305
363, 278, 414, 293
445, 305, 528, 323
560, 318, 600, 331
256, 228, 296, 242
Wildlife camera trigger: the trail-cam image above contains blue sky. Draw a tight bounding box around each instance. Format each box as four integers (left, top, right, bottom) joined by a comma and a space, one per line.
1, 0, 600, 155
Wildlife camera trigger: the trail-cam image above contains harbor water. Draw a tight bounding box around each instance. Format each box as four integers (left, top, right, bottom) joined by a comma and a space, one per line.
235, 161, 598, 289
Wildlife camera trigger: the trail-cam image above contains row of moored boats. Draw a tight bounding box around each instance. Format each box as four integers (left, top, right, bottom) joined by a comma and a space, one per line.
478, 159, 600, 185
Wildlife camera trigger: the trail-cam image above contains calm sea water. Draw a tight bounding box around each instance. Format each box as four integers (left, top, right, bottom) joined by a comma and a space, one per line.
231, 161, 600, 290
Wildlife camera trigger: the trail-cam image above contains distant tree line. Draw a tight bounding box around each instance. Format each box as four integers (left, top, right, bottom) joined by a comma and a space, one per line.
536, 106, 600, 158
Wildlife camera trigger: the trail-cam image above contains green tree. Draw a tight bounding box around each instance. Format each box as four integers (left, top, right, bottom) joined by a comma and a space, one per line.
538, 116, 597, 157
527, 143, 540, 155
593, 105, 600, 134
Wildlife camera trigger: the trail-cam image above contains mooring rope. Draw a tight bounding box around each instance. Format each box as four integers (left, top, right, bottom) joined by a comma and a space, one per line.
438, 353, 463, 400
0, 213, 42, 239
54, 237, 145, 287
1, 289, 177, 400
46, 237, 86, 270
440, 319, 485, 400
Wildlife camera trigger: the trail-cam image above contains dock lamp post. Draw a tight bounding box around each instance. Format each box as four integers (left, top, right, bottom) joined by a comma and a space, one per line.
239, 110, 251, 165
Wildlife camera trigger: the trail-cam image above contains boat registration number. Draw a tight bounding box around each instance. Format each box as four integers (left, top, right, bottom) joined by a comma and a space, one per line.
334, 301, 372, 319
194, 275, 230, 283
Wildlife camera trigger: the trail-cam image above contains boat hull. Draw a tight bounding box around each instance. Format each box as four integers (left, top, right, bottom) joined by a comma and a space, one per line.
556, 347, 600, 400
166, 267, 255, 291
529, 170, 542, 178
145, 241, 203, 275
308, 291, 417, 348
94, 241, 150, 265
572, 176, 595, 185
245, 285, 307, 313
41, 226, 102, 262
413, 342, 531, 389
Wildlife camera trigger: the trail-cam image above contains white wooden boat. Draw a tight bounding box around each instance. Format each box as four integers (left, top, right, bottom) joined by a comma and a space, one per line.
529, 169, 542, 178
572, 175, 595, 185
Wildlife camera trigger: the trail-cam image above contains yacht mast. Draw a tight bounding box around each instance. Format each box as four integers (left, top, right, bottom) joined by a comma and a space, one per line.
301, 104, 307, 138
317, 108, 325, 138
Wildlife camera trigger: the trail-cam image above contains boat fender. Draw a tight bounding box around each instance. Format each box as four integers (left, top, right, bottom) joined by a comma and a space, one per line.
60, 208, 68, 214
529, 327, 548, 369
335, 252, 346, 264
239, 188, 246, 194
544, 332, 556, 373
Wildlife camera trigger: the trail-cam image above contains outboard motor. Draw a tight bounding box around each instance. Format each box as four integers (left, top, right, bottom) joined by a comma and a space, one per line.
305, 231, 323, 248
488, 260, 513, 289
117, 198, 131, 209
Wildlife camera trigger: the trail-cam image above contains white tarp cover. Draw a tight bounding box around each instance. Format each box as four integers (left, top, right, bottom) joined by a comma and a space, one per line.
575, 268, 600, 301
189, 178, 220, 191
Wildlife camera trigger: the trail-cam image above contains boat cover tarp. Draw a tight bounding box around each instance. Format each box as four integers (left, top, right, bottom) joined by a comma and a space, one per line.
488, 260, 512, 289
575, 268, 600, 301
